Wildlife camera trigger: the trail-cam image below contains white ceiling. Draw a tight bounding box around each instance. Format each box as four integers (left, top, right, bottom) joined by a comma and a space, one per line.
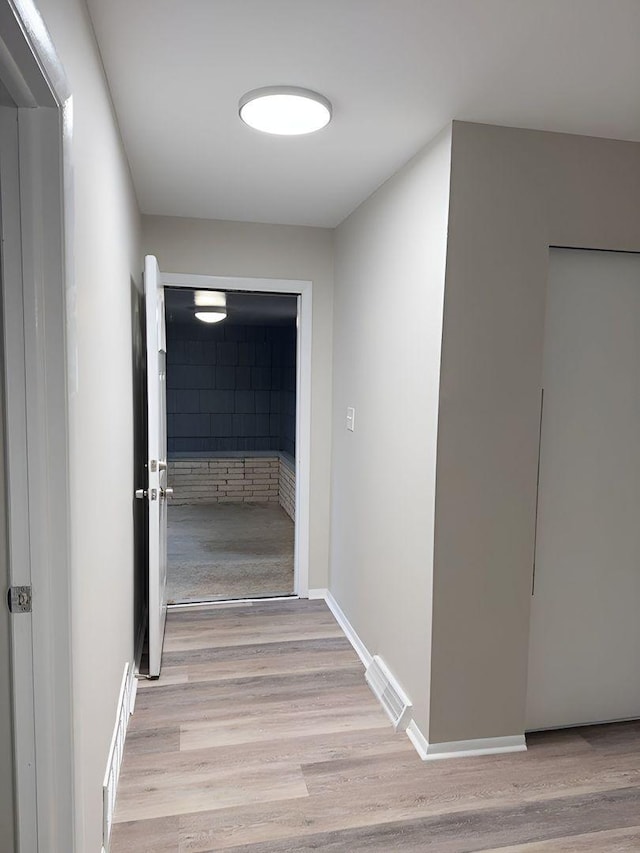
86, 0, 640, 228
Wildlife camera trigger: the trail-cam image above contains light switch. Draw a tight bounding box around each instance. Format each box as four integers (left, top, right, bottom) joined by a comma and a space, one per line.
346, 406, 355, 432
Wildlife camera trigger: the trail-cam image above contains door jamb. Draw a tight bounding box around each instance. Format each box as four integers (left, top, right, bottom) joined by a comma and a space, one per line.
1, 2, 74, 850
162, 272, 312, 597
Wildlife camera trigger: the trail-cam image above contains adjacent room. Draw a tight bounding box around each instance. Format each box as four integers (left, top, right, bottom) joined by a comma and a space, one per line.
165, 288, 298, 603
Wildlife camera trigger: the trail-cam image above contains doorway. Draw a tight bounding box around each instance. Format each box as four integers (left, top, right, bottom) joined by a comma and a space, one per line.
0, 3, 74, 847
164, 287, 298, 603
160, 273, 313, 607
526, 248, 640, 731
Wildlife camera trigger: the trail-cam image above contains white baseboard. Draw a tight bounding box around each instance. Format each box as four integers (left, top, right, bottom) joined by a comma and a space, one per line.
405, 719, 430, 758
314, 588, 527, 763
102, 662, 136, 850
307, 587, 328, 600
129, 672, 139, 716
323, 590, 372, 668
407, 720, 527, 760
366, 654, 412, 731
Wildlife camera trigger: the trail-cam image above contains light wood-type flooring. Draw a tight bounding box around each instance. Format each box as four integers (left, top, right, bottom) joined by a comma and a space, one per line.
111, 600, 640, 852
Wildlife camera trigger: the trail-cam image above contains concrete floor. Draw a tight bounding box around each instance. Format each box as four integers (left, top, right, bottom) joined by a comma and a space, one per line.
167, 502, 294, 603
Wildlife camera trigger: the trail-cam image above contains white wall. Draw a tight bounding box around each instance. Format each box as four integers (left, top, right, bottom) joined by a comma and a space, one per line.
430, 122, 640, 745
34, 1, 141, 849
331, 126, 452, 735
141, 215, 334, 589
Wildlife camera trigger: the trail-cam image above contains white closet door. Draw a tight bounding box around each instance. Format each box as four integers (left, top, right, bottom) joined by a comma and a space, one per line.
526, 248, 640, 731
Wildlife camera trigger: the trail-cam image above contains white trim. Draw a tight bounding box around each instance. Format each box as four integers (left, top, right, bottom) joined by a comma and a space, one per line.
11, 0, 71, 103
129, 675, 139, 717
0, 4, 75, 850
163, 273, 307, 295
405, 720, 430, 759
20, 103, 75, 853
403, 720, 428, 759
161, 272, 312, 599
322, 590, 372, 669
365, 655, 412, 731
406, 722, 527, 761
313, 589, 528, 762
307, 587, 328, 600
0, 99, 38, 853
102, 664, 136, 851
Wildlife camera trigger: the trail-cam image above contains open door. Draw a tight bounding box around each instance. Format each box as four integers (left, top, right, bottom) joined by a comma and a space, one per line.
142, 255, 169, 677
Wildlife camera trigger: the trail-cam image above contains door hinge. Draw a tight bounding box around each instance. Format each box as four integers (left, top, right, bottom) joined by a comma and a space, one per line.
7, 585, 32, 613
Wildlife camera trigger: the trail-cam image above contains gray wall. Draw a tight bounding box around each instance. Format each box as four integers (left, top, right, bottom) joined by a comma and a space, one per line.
38, 0, 142, 848
430, 122, 640, 744
331, 126, 452, 736
167, 322, 296, 454
142, 215, 333, 589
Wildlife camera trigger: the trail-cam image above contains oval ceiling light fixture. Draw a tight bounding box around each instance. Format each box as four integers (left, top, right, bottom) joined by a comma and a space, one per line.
239, 86, 332, 136
194, 290, 227, 322
195, 309, 227, 324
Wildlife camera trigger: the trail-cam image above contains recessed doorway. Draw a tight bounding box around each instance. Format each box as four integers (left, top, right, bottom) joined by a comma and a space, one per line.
526, 247, 640, 731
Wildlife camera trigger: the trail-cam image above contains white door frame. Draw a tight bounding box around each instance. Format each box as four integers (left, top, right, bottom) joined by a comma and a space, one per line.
1, 2, 74, 850
162, 272, 312, 598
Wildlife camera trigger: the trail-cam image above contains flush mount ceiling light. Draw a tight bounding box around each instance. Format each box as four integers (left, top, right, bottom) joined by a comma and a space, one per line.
195, 310, 226, 324
239, 86, 332, 135
194, 290, 227, 323
194, 290, 226, 307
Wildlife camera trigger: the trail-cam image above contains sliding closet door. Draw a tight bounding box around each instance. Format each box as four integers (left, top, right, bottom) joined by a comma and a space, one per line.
526, 248, 640, 731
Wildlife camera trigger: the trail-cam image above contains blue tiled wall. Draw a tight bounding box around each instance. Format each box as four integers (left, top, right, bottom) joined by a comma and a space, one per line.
166, 322, 296, 455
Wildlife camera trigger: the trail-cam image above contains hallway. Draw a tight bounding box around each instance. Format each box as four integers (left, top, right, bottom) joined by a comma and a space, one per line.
111, 600, 640, 852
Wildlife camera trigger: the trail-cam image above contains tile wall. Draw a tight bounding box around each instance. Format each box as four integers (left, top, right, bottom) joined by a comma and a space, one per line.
166, 322, 296, 456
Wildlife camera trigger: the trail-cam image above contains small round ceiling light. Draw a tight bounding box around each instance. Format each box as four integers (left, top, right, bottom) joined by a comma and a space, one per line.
239, 86, 332, 136
195, 310, 227, 324
195, 290, 226, 308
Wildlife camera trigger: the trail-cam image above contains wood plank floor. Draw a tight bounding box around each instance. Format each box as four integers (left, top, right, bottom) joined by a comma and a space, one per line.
111, 600, 640, 852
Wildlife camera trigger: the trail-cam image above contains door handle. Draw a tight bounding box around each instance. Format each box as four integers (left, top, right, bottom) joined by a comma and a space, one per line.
135, 488, 147, 499
532, 388, 544, 596
161, 487, 174, 499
